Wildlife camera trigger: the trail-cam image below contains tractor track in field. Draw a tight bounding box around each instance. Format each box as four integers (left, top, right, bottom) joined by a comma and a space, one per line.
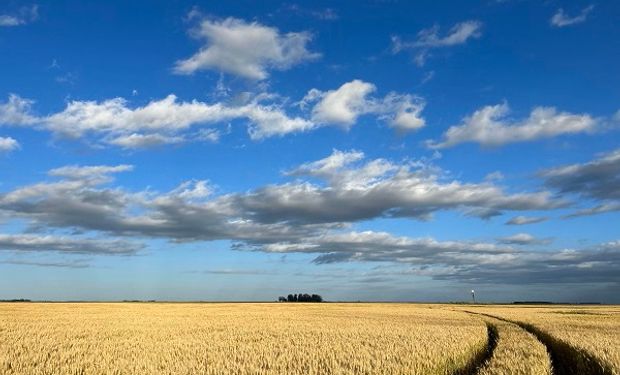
452, 321, 498, 375
464, 311, 614, 375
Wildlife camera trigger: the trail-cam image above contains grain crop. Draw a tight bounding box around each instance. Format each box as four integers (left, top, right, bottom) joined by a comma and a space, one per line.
475, 315, 552, 375
463, 305, 620, 375
0, 303, 487, 375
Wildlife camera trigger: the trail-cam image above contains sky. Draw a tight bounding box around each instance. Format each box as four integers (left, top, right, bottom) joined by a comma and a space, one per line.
0, 0, 619, 303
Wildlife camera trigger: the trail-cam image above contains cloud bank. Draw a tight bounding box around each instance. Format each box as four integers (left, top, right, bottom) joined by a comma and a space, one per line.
0, 80, 426, 147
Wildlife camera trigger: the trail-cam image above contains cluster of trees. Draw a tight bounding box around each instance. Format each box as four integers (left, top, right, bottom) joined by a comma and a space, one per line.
278, 294, 323, 302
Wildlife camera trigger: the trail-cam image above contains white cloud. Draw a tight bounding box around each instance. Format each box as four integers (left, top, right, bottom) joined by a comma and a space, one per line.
0, 94, 38, 125
0, 5, 38, 27
380, 93, 426, 131
287, 149, 365, 180
0, 15, 21, 26
251, 230, 620, 287
309, 80, 376, 125
0, 136, 20, 153
48, 164, 133, 181
43, 95, 231, 137
540, 148, 620, 218
233, 149, 563, 224
0, 94, 313, 146
551, 5, 594, 27
0, 81, 425, 147
392, 20, 482, 66
540, 148, 620, 201
283, 5, 339, 21
564, 203, 620, 218
2, 156, 609, 287
0, 152, 563, 248
0, 234, 141, 255
497, 233, 552, 245
413, 21, 482, 48
108, 133, 185, 148
484, 171, 504, 182
303, 80, 426, 132
169, 180, 213, 201
244, 104, 315, 139
506, 215, 548, 226
428, 103, 597, 148
173, 17, 320, 79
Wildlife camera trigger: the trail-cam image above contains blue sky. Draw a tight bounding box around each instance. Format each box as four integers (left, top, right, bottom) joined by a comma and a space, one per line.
0, 0, 619, 302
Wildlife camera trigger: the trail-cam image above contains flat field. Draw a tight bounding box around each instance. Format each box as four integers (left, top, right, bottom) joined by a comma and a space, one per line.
0, 303, 618, 375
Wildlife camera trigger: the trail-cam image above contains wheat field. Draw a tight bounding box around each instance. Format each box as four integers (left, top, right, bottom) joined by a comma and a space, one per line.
476, 315, 552, 375
463, 305, 620, 375
0, 303, 618, 375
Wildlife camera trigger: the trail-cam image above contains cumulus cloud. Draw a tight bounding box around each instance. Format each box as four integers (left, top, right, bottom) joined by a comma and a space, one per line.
391, 20, 482, 66
0, 164, 335, 244
256, 230, 514, 262
0, 5, 38, 27
248, 229, 620, 286
0, 152, 563, 249
232, 150, 562, 225
0, 136, 20, 153
428, 103, 597, 148
429, 241, 620, 285
173, 16, 319, 79
0, 156, 612, 287
0, 94, 38, 125
235, 150, 564, 223
540, 148, 620, 201
497, 233, 552, 245
302, 80, 426, 132
307, 80, 376, 125
551, 5, 594, 27
505, 215, 548, 226
0, 81, 425, 147
540, 148, 620, 217
0, 94, 313, 146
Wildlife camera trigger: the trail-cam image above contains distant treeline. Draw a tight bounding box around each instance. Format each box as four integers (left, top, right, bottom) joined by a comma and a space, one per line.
513, 301, 601, 305
278, 294, 323, 302
513, 301, 553, 305
0, 299, 31, 302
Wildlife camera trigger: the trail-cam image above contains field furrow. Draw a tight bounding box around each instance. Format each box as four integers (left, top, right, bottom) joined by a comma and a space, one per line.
462, 306, 620, 375
466, 313, 552, 375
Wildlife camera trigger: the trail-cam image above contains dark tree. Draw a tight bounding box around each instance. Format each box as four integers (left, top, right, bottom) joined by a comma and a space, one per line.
280, 293, 323, 302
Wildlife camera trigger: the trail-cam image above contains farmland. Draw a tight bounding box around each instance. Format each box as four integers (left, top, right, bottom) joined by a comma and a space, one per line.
0, 303, 618, 375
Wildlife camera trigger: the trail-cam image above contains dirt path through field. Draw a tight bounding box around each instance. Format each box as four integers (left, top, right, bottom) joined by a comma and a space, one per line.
466, 311, 614, 375
452, 322, 498, 375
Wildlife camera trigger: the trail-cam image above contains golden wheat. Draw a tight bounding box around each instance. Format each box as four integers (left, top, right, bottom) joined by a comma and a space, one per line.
475, 315, 552, 375
0, 303, 486, 375
463, 305, 620, 375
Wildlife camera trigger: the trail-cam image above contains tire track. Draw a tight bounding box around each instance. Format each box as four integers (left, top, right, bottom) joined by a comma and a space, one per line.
452, 322, 498, 375
466, 311, 614, 375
